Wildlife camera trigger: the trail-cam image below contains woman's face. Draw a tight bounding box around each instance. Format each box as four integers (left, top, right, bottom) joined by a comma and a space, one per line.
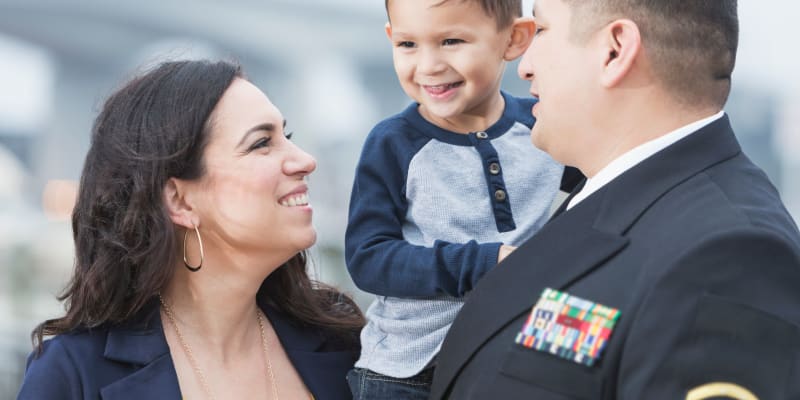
188, 78, 317, 265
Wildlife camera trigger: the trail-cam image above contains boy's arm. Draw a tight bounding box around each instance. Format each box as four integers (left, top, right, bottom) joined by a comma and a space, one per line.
345, 131, 502, 298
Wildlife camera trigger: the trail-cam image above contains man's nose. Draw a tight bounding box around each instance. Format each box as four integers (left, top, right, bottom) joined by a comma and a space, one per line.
517, 45, 536, 80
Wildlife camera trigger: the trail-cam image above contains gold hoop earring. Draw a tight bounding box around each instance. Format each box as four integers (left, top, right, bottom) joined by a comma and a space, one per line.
183, 224, 204, 272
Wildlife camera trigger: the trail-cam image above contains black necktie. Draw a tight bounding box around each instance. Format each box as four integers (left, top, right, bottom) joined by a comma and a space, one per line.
548, 178, 586, 222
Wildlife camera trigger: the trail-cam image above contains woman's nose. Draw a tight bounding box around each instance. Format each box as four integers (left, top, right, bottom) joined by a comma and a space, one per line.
283, 141, 317, 177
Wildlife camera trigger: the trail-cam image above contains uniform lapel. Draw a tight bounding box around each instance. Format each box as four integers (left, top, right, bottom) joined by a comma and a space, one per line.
549, 178, 586, 221
432, 115, 743, 398
432, 191, 628, 397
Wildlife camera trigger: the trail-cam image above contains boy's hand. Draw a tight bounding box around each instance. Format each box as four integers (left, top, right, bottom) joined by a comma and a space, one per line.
498, 245, 517, 264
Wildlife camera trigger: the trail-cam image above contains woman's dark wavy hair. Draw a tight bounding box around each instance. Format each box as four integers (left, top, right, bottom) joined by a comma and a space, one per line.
32, 59, 364, 350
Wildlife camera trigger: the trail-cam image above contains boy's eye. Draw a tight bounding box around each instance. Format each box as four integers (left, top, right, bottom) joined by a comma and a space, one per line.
442, 38, 464, 46
397, 41, 415, 48
534, 27, 545, 36
285, 131, 294, 140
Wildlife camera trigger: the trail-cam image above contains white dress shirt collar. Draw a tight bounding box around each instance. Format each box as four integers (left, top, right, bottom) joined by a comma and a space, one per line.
566, 111, 725, 210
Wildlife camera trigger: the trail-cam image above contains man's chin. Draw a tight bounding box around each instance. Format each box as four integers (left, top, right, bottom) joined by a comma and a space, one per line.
530, 128, 548, 152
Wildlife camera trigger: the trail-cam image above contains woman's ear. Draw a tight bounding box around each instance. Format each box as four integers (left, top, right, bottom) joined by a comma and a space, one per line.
599, 19, 642, 88
163, 178, 197, 229
504, 17, 536, 61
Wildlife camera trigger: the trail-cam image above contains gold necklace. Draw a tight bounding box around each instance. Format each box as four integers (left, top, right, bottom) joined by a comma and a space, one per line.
158, 295, 279, 400
257, 308, 280, 400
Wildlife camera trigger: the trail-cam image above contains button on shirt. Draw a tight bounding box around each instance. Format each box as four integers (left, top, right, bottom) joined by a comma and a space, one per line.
567, 111, 725, 210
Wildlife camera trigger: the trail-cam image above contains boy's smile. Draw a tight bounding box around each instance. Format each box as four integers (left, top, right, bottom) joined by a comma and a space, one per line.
385, 0, 522, 133
422, 81, 464, 100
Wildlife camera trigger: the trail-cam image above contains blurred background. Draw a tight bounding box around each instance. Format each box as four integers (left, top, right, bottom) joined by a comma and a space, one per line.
0, 0, 797, 397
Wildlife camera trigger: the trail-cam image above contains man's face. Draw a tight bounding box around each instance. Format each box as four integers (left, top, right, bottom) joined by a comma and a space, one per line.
517, 0, 599, 167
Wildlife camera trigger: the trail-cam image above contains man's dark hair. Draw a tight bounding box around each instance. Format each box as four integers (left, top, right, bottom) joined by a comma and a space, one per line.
386, 0, 523, 29
564, 0, 738, 107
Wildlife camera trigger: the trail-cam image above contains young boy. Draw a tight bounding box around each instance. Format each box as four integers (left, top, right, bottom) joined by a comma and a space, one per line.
344, 0, 563, 398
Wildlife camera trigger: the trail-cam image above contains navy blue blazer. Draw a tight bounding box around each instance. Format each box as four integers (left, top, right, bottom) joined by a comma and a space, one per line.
431, 115, 800, 399
18, 300, 359, 399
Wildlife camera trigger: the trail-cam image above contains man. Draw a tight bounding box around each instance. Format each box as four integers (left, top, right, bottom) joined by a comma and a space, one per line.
431, 0, 800, 398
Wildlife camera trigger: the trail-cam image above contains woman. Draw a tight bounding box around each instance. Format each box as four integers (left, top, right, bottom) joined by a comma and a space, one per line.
17, 60, 364, 400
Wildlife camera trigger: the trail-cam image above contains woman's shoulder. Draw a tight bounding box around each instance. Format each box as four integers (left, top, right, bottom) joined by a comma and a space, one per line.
314, 290, 363, 350
33, 327, 110, 364
29, 327, 111, 371
17, 329, 110, 399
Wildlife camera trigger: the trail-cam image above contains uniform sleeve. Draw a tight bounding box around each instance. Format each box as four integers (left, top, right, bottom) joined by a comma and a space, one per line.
618, 229, 800, 399
345, 126, 502, 298
17, 339, 82, 400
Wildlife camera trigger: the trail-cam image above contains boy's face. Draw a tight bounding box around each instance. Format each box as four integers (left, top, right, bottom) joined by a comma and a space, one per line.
386, 0, 514, 131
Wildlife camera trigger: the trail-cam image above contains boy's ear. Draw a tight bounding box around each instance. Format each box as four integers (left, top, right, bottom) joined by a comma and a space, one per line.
504, 16, 536, 61
385, 21, 393, 42
163, 177, 198, 230
599, 19, 641, 88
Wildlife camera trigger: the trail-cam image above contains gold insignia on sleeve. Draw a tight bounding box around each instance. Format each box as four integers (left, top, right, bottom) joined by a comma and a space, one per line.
686, 382, 759, 400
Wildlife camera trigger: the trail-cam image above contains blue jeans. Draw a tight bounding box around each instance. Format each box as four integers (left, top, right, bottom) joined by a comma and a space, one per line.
346, 367, 434, 400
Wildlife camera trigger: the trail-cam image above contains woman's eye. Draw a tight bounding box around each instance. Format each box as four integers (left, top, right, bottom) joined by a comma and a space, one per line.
249, 137, 271, 151
442, 38, 463, 46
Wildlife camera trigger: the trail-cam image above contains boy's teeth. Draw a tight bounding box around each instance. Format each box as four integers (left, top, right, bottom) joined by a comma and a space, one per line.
427, 84, 448, 94
426, 82, 461, 95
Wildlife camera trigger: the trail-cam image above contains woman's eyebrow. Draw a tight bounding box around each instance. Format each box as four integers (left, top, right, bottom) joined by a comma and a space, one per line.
236, 119, 286, 147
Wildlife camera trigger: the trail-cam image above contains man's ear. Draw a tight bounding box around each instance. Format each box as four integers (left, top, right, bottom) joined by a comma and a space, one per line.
385, 21, 393, 42
504, 17, 536, 61
163, 178, 197, 229
600, 19, 641, 88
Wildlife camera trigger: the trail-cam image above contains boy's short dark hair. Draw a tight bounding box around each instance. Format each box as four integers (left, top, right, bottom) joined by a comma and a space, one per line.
385, 0, 523, 29
563, 0, 738, 108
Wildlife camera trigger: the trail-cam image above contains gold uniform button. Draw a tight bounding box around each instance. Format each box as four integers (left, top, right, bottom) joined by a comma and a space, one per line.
489, 163, 501, 175
476, 131, 488, 139
495, 189, 507, 202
